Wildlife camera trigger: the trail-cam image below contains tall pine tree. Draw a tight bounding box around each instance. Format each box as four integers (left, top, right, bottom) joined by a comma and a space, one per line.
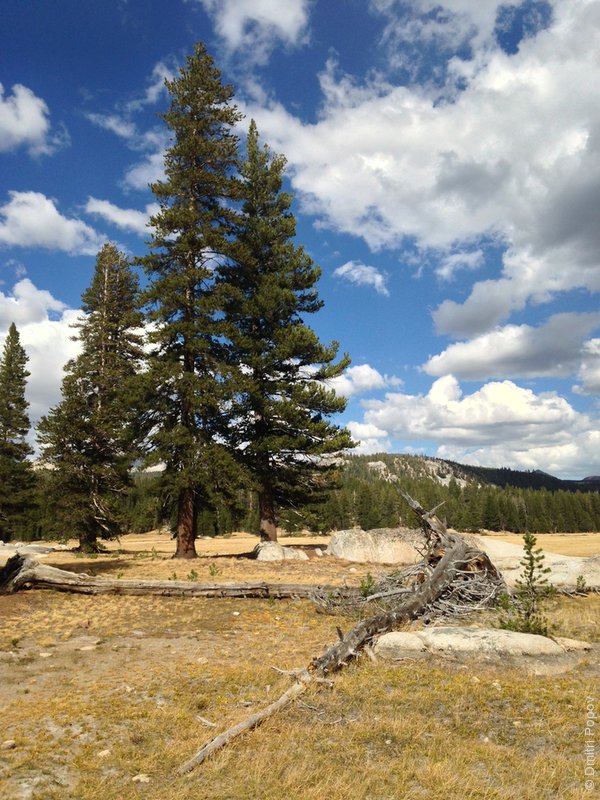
140, 42, 244, 559
219, 121, 354, 541
38, 243, 144, 552
0, 323, 34, 541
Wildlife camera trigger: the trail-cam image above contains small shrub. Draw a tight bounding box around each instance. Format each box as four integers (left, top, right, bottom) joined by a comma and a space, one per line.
360, 572, 377, 598
576, 574, 588, 594
498, 532, 554, 636
208, 563, 222, 577
187, 569, 199, 582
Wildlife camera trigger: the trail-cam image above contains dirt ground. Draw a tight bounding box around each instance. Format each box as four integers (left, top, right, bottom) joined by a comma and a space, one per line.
1, 530, 599, 799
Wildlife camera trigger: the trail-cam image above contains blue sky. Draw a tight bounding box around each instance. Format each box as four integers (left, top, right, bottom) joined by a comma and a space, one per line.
2, 0, 600, 479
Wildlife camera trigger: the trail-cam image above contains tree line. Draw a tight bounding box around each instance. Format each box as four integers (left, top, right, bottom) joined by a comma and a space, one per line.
281, 455, 600, 534
0, 43, 352, 557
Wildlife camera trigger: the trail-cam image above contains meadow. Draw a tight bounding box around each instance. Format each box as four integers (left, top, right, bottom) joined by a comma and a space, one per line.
1, 530, 598, 800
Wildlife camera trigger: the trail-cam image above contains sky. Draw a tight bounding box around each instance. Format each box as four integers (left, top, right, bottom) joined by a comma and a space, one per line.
2, 0, 600, 479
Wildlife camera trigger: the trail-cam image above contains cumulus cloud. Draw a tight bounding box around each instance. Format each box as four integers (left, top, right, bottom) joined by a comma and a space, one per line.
574, 339, 600, 395
345, 420, 392, 455
198, 0, 311, 63
0, 82, 67, 156
0, 191, 104, 255
425, 312, 600, 380
435, 249, 484, 281
244, 0, 600, 334
358, 374, 600, 478
333, 260, 390, 296
327, 364, 401, 398
0, 282, 81, 427
85, 197, 159, 236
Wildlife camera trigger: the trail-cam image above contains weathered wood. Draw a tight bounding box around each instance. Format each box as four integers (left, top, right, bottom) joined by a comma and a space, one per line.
178, 673, 312, 774
0, 553, 353, 600
310, 534, 471, 674
176, 491, 507, 774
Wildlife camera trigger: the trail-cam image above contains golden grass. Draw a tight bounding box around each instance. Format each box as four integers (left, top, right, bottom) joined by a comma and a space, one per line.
1, 573, 598, 800
482, 531, 600, 557
1, 530, 599, 799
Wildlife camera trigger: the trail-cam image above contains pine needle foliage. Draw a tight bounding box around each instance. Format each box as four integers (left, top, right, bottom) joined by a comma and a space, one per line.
38, 243, 144, 552
139, 42, 245, 558
219, 121, 354, 540
0, 323, 35, 541
498, 532, 554, 636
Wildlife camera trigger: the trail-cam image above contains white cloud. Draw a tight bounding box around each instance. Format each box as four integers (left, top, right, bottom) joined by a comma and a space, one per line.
328, 364, 401, 398
370, 0, 530, 75
425, 312, 600, 380
0, 282, 81, 427
0, 82, 67, 156
333, 260, 390, 296
574, 339, 600, 395
199, 0, 311, 63
358, 374, 600, 478
245, 0, 600, 334
86, 113, 137, 140
346, 420, 392, 455
85, 197, 159, 236
124, 149, 166, 191
0, 191, 105, 255
435, 249, 484, 281
0, 279, 66, 328
124, 61, 176, 113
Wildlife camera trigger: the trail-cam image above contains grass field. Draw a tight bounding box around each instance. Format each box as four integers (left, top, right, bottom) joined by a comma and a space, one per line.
1, 530, 598, 799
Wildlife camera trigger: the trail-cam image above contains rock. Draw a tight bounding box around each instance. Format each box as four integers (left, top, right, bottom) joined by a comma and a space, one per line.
252, 542, 309, 561
554, 636, 593, 652
98, 749, 111, 758
420, 627, 563, 657
132, 773, 150, 783
469, 536, 600, 590
1, 740, 16, 750
314, 548, 324, 557
374, 626, 575, 660
326, 527, 421, 564
373, 631, 428, 659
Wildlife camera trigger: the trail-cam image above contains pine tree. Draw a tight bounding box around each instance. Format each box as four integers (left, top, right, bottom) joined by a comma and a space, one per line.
0, 323, 34, 541
219, 121, 354, 541
38, 243, 144, 552
140, 42, 244, 559
498, 531, 554, 635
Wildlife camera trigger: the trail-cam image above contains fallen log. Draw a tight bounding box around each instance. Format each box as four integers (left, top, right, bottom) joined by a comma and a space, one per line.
177, 492, 507, 773
0, 553, 354, 600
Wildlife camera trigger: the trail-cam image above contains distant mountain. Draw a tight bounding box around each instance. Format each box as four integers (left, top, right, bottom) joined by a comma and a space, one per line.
348, 453, 600, 494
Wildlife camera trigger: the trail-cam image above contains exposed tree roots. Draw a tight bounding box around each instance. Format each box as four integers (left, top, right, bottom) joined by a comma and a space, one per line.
178, 492, 507, 774
0, 493, 507, 774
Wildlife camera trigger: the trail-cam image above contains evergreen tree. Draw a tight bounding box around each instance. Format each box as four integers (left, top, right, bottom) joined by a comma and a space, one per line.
498, 532, 554, 635
140, 42, 244, 558
219, 121, 354, 541
38, 243, 143, 552
0, 323, 34, 541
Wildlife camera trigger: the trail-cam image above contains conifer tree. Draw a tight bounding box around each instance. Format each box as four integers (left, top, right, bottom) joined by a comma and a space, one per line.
0, 323, 34, 541
38, 243, 143, 552
140, 42, 243, 559
219, 121, 354, 541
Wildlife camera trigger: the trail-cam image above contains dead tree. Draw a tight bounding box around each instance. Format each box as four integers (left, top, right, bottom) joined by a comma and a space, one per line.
178, 492, 506, 773
0, 553, 353, 601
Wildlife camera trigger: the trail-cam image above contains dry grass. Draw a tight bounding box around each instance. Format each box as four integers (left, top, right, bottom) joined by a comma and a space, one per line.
1, 530, 599, 799
482, 531, 600, 557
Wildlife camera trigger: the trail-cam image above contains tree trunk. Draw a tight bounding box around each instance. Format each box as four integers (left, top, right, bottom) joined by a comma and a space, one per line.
78, 530, 100, 554
175, 486, 197, 559
259, 487, 277, 542
0, 553, 353, 599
